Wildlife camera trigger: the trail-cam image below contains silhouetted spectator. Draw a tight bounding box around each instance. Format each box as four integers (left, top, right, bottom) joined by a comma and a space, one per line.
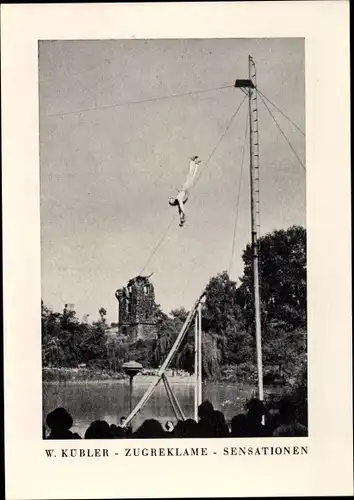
85, 420, 113, 439
173, 419, 198, 438
185, 418, 198, 437
46, 407, 81, 439
197, 400, 215, 437
133, 419, 165, 439
198, 399, 214, 418
231, 413, 247, 437
213, 410, 229, 437
110, 424, 125, 438
244, 398, 267, 437
118, 416, 132, 437
172, 420, 184, 438
273, 397, 307, 437
264, 408, 280, 436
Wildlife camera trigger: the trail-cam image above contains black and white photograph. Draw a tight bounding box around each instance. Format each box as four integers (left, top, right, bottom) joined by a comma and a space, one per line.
40, 38, 307, 440
2, 2, 352, 499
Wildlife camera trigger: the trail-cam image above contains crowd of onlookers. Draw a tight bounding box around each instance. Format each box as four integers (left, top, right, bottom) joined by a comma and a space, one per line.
44, 395, 307, 439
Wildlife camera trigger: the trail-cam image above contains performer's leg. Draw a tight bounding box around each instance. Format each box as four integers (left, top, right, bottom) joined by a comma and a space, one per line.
182, 158, 201, 192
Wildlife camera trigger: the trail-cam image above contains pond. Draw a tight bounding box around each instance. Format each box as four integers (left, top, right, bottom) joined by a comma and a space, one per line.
43, 377, 272, 437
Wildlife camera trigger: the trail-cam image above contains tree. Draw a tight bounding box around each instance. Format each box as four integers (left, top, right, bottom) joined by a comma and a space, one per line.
42, 302, 62, 366
127, 338, 156, 367
223, 324, 255, 366
262, 325, 307, 386
41, 302, 84, 367
80, 308, 109, 367
203, 271, 241, 334
152, 307, 188, 367
58, 305, 83, 366
202, 271, 250, 366
238, 225, 307, 332
99, 307, 107, 323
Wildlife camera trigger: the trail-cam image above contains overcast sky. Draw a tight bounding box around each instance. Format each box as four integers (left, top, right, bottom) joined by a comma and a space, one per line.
39, 38, 305, 324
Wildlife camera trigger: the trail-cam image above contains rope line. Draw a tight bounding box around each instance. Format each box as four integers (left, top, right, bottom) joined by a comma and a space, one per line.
139, 214, 178, 276
229, 108, 248, 275
193, 95, 247, 188
257, 89, 305, 137
139, 95, 247, 276
48, 85, 234, 118
258, 93, 306, 172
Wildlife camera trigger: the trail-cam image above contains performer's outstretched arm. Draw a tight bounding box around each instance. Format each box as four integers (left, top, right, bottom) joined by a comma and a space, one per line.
176, 192, 186, 226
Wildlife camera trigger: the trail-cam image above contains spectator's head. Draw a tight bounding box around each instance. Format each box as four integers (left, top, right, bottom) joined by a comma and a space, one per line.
172, 420, 184, 438
46, 407, 73, 433
134, 419, 165, 439
198, 400, 214, 420
213, 410, 229, 437
120, 416, 127, 426
278, 396, 296, 423
246, 398, 265, 419
184, 419, 198, 438
265, 393, 278, 411
111, 424, 125, 438
231, 414, 247, 437
265, 409, 280, 434
85, 420, 112, 439
172, 419, 198, 438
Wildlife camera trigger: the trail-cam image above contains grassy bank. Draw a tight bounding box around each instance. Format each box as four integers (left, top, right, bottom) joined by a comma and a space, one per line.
42, 366, 126, 382
42, 366, 193, 383
42, 365, 299, 392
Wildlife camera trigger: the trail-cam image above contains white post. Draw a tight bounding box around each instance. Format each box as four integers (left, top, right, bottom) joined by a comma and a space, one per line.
198, 302, 202, 406
194, 311, 199, 421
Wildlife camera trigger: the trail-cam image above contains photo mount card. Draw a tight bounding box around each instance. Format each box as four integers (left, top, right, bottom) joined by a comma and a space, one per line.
1, 2, 352, 499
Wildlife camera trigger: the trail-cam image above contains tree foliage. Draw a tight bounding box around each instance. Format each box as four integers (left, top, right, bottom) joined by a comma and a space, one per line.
238, 225, 307, 332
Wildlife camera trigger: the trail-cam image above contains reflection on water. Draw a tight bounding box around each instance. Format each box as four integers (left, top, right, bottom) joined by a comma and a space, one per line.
43, 379, 257, 437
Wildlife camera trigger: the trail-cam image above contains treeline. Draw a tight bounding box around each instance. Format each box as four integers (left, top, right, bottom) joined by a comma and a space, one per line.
42, 225, 307, 391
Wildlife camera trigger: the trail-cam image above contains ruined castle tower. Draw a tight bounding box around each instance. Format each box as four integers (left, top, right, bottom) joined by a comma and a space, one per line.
115, 275, 159, 341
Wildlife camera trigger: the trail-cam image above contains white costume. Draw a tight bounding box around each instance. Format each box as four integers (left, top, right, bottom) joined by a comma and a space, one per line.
169, 156, 201, 226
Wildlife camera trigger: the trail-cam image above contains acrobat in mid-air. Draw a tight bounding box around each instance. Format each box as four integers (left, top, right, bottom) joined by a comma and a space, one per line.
169, 156, 202, 227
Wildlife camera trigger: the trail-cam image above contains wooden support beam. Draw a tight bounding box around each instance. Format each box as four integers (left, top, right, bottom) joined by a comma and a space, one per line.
123, 291, 205, 426
162, 374, 186, 421
162, 374, 181, 420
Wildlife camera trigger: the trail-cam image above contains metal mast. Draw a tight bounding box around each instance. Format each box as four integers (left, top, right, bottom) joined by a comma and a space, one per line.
235, 56, 264, 401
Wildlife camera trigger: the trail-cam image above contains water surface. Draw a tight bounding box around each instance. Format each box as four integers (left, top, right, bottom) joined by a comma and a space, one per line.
43, 378, 263, 437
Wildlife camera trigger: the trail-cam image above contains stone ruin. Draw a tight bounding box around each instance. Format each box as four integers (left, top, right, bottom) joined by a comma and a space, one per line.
115, 275, 159, 341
